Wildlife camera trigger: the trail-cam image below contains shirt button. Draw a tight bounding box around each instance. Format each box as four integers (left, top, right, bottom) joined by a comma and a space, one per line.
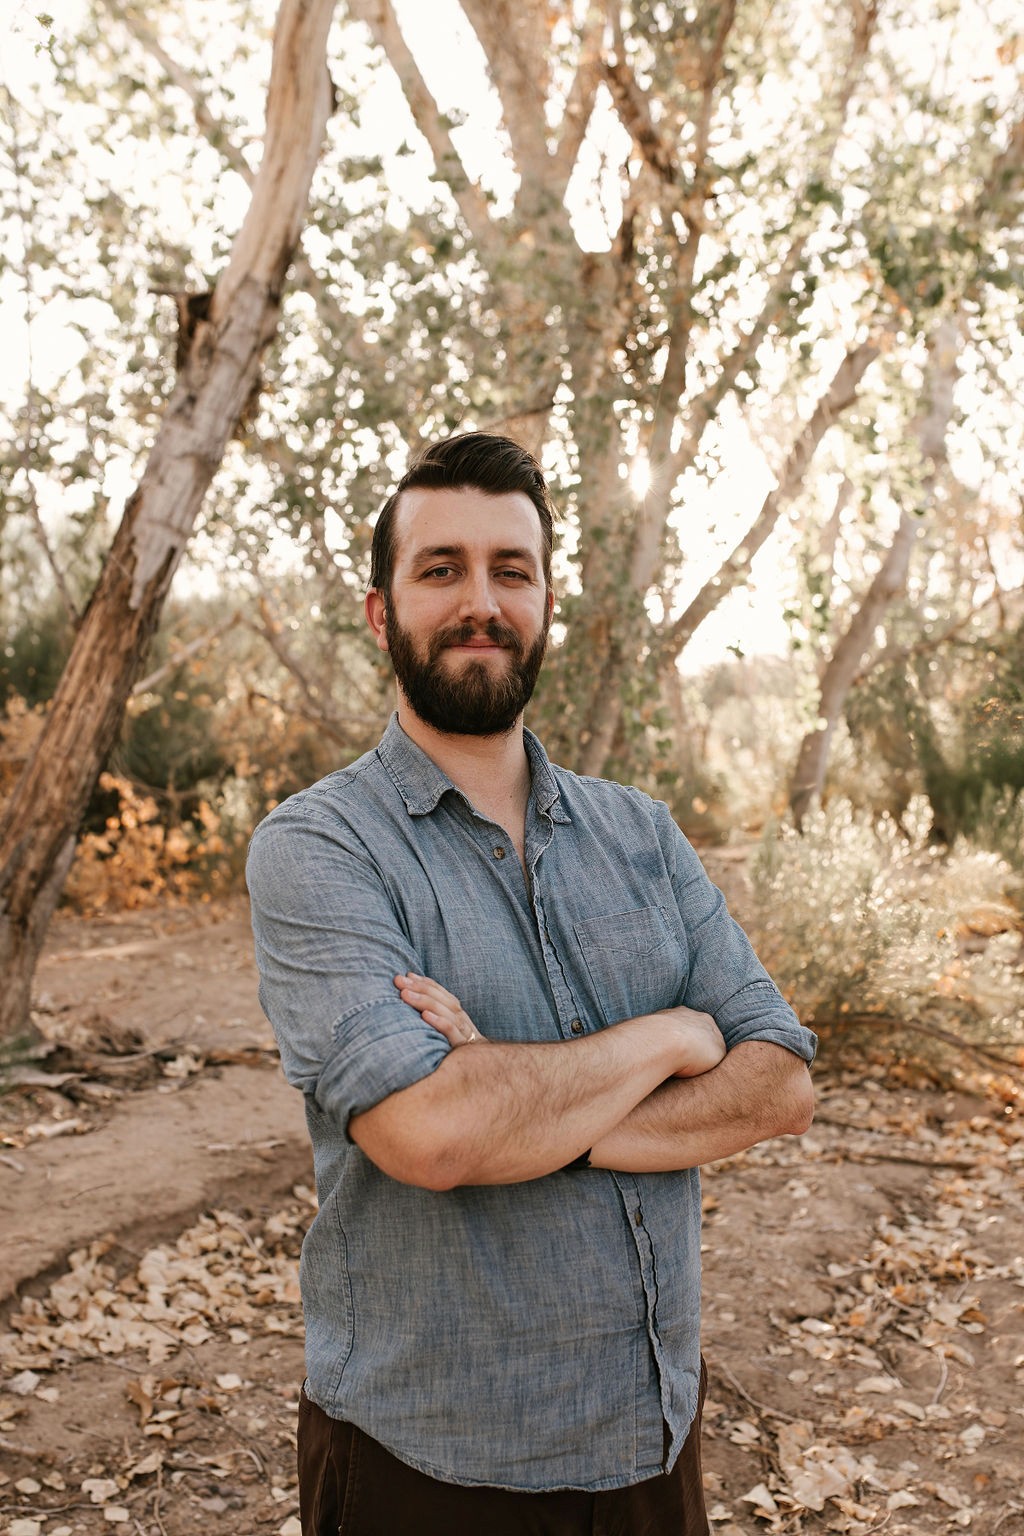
569, 1018, 584, 1035
492, 846, 506, 860
634, 1209, 644, 1226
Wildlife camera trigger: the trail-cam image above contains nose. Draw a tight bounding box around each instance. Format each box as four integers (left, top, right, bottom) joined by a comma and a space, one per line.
456, 569, 501, 624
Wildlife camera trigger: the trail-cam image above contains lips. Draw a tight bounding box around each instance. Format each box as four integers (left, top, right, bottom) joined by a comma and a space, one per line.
432, 622, 519, 657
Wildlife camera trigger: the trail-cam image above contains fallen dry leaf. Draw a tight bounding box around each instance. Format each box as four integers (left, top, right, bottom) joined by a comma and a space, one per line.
81, 1477, 121, 1503
740, 1482, 779, 1518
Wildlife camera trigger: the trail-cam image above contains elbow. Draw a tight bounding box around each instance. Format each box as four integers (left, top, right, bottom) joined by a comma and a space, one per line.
779, 1067, 815, 1136
350, 1109, 468, 1192
401, 1144, 465, 1192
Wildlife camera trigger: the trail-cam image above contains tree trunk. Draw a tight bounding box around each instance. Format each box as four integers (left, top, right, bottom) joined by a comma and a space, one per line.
788, 504, 920, 827
0, 0, 336, 1043
787, 316, 961, 826
573, 341, 881, 778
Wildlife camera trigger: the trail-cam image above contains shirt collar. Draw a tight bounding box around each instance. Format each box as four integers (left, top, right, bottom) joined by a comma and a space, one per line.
376, 713, 570, 823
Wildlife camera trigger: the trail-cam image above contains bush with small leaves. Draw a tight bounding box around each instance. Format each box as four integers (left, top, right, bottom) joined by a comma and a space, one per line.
748, 797, 1023, 1066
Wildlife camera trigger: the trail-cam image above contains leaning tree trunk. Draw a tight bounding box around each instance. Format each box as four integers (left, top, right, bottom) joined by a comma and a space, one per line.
787, 316, 961, 827
0, 0, 337, 1043
787, 502, 921, 828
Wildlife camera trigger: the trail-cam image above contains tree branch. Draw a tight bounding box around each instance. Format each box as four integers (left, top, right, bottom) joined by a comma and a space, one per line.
977, 107, 1024, 218
251, 592, 382, 720
98, 0, 256, 186
664, 0, 880, 491
623, 0, 738, 594
663, 340, 880, 656
819, 1012, 1024, 1076
345, 0, 497, 254
849, 586, 1010, 689
459, 0, 551, 195
549, 10, 606, 203
246, 688, 384, 749
130, 612, 243, 698
603, 1, 731, 236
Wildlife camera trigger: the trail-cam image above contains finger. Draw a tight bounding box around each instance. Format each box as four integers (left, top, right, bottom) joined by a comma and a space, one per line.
422, 1010, 478, 1046
394, 976, 483, 1044
403, 987, 466, 1026
421, 1009, 461, 1036
395, 973, 461, 1009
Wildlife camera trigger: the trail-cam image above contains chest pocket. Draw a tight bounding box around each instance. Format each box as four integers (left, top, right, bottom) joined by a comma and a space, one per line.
574, 906, 687, 1026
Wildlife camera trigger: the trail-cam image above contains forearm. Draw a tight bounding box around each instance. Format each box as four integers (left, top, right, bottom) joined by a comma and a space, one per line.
350, 1016, 685, 1189
589, 1040, 814, 1173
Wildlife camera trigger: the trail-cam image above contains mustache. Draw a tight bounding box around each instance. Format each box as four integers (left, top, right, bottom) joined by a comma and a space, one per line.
428, 620, 523, 657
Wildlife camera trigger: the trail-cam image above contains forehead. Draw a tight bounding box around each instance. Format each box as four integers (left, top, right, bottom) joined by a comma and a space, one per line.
391, 486, 544, 569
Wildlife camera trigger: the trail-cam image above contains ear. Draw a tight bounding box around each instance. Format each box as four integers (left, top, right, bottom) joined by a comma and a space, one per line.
546, 586, 556, 623
365, 589, 389, 652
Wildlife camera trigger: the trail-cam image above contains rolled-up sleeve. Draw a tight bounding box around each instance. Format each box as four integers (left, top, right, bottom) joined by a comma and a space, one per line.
656, 803, 817, 1063
246, 804, 450, 1133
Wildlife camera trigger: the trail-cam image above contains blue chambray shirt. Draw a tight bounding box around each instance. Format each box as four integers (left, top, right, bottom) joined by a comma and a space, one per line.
246, 715, 816, 1492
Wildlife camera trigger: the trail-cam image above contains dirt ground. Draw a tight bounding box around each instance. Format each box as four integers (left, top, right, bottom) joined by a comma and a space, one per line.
1, 890, 1022, 1536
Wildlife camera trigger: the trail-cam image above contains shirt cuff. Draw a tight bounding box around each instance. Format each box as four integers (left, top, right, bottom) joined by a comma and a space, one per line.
316, 997, 452, 1139
715, 979, 818, 1062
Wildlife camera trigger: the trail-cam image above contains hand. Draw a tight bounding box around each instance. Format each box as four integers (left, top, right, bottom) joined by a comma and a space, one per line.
395, 972, 488, 1050
656, 1005, 727, 1078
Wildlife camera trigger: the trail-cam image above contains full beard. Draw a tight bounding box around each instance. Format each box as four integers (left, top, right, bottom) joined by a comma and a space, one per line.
385, 612, 549, 737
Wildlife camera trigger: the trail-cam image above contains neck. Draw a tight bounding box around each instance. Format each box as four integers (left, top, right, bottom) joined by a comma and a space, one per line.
395, 701, 532, 818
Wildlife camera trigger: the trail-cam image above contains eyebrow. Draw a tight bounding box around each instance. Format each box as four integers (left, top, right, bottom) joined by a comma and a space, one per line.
409, 543, 539, 568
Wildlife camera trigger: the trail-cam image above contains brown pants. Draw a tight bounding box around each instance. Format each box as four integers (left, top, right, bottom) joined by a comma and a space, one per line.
297, 1362, 709, 1536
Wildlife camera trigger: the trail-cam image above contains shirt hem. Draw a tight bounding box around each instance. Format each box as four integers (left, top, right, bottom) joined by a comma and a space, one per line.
301, 1385, 670, 1493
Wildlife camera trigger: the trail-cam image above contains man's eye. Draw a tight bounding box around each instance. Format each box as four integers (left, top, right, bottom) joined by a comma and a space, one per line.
498, 569, 529, 581
424, 566, 455, 579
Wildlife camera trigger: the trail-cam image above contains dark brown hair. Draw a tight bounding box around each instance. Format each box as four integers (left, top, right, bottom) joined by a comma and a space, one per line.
369, 433, 555, 596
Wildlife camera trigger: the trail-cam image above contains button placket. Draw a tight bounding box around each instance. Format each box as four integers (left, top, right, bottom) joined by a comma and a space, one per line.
530, 855, 583, 1043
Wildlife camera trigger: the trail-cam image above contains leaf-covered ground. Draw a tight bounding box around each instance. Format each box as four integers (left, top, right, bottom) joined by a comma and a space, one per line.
1, 900, 1021, 1534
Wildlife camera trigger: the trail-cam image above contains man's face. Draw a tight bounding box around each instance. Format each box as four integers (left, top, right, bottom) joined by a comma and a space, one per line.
367, 487, 553, 737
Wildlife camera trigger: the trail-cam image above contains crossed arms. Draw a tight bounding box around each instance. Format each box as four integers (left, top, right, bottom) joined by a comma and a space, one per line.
350, 973, 814, 1191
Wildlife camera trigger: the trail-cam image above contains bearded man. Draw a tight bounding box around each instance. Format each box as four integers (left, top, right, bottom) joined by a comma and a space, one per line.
246, 431, 816, 1536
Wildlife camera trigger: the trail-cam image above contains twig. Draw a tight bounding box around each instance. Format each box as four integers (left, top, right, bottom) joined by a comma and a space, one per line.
98, 0, 254, 185
0, 1500, 94, 1515
930, 1351, 948, 1405
245, 685, 384, 749
713, 1360, 802, 1424
815, 1151, 980, 1171
131, 613, 242, 697
0, 1432, 56, 1461
210, 1420, 268, 1480
850, 587, 1007, 687
151, 1463, 169, 1536
251, 593, 379, 737
816, 1014, 1024, 1075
